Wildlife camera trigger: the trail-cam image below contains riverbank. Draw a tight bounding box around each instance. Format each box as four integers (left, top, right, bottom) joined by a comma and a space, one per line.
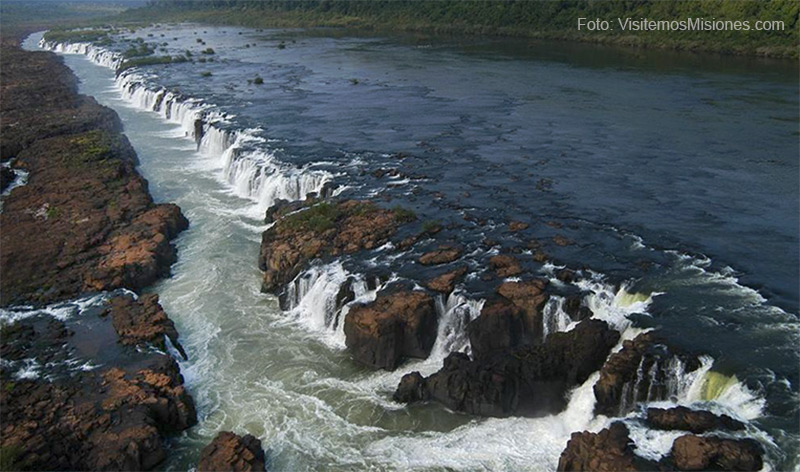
0, 41, 194, 469
114, 0, 799, 59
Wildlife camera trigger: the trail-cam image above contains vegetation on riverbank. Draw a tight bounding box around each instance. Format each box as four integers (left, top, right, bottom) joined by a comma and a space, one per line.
115, 0, 798, 58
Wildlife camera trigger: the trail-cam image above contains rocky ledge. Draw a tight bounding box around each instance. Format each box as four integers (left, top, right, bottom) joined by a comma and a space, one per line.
558, 418, 763, 472
0, 43, 193, 470
395, 318, 619, 417
344, 288, 437, 370
1, 45, 188, 306
258, 199, 415, 295
197, 431, 267, 472
594, 331, 701, 417
1, 293, 196, 470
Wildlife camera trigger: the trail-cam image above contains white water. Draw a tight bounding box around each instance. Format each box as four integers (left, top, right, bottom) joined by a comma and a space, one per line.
41, 39, 333, 216
30, 32, 783, 471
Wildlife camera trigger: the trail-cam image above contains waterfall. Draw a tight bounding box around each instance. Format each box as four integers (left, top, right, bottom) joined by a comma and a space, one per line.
282, 262, 387, 348
40, 39, 333, 214
429, 292, 484, 360
541, 296, 573, 341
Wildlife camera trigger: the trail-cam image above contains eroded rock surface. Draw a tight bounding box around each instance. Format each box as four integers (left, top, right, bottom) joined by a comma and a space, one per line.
198, 431, 267, 472
418, 245, 462, 265
0, 308, 196, 471
0, 43, 193, 471
0, 46, 188, 306
557, 422, 655, 472
594, 332, 700, 416
647, 406, 745, 434
259, 200, 413, 294
344, 289, 437, 370
467, 279, 549, 359
396, 319, 619, 416
671, 435, 763, 471
426, 266, 467, 293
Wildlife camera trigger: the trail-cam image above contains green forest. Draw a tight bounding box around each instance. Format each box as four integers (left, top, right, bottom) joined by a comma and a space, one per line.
118, 0, 799, 57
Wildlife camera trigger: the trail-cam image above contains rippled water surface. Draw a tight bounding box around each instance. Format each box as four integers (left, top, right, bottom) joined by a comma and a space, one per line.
25, 26, 799, 471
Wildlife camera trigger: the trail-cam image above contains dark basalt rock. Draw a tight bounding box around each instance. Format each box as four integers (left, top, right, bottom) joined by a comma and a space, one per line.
594, 332, 700, 417
563, 294, 593, 322
0, 166, 16, 191
263, 198, 306, 224
671, 435, 763, 471
344, 289, 437, 370
197, 431, 267, 472
393, 371, 429, 403
396, 319, 619, 417
646, 406, 745, 434
557, 422, 657, 472
468, 279, 549, 359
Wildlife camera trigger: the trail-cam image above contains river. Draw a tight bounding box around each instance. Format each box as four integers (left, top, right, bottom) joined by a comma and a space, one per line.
26, 25, 799, 471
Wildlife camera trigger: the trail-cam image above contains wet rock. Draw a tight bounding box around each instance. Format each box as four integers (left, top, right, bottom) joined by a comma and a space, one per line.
489, 254, 522, 277
197, 431, 267, 472
647, 406, 745, 434
594, 332, 701, 417
508, 221, 529, 232
555, 268, 575, 283
1, 343, 196, 471
107, 293, 188, 360
344, 290, 437, 370
418, 245, 462, 265
468, 279, 549, 358
393, 371, 429, 403
468, 299, 528, 359
0, 44, 195, 471
671, 435, 763, 471
259, 200, 411, 294
563, 294, 592, 321
426, 266, 467, 293
0, 166, 16, 192
396, 233, 420, 250
557, 422, 655, 472
397, 319, 619, 417
497, 279, 549, 320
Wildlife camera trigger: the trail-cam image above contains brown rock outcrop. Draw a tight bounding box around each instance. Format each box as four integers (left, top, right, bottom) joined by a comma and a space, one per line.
0, 314, 196, 471
344, 290, 437, 370
426, 266, 467, 293
646, 406, 745, 434
197, 431, 267, 472
557, 422, 655, 472
0, 45, 188, 306
0, 43, 194, 471
259, 200, 412, 294
418, 245, 462, 265
489, 254, 522, 277
508, 221, 529, 232
107, 293, 188, 360
671, 435, 763, 471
